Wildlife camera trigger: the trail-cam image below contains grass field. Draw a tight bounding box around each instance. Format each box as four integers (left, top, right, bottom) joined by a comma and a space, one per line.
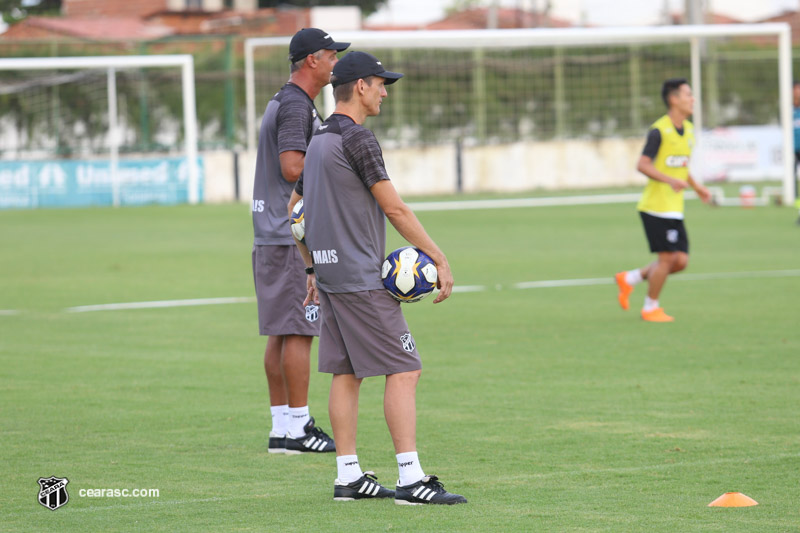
2, 197, 799, 532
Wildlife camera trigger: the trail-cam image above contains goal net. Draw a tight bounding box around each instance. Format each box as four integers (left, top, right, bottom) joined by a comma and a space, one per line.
0, 55, 200, 209
245, 24, 793, 205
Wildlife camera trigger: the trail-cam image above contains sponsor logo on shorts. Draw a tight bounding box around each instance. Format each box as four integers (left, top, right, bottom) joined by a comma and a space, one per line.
305, 304, 319, 322
400, 332, 415, 353
666, 229, 679, 243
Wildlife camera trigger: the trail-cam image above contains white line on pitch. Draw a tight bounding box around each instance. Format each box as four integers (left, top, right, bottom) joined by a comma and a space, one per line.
65, 452, 800, 512
451, 285, 487, 293
527, 451, 800, 480
0, 309, 20, 316
65, 297, 255, 313
675, 268, 800, 281
513, 268, 800, 290
60, 268, 800, 313
407, 193, 704, 212
515, 277, 611, 289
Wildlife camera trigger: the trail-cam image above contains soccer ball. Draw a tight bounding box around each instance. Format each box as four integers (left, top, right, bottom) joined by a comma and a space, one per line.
381, 247, 438, 303
290, 199, 305, 243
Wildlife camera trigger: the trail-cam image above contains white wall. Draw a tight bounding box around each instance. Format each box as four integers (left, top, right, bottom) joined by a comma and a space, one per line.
310, 6, 362, 31
203, 150, 238, 203
203, 0, 224, 11
166, 0, 255, 12
207, 137, 647, 203
234, 0, 256, 10
382, 144, 457, 195
461, 138, 644, 193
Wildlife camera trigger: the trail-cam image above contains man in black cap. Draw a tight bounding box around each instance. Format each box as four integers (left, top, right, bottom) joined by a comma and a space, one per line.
295, 51, 467, 505
251, 28, 348, 455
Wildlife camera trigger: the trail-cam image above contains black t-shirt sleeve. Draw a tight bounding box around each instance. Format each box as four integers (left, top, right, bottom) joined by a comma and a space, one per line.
341, 127, 390, 189
276, 99, 313, 154
641, 128, 661, 159
294, 173, 304, 196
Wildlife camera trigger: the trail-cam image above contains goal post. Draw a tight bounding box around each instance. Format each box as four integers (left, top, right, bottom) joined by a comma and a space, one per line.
245, 23, 793, 205
0, 54, 200, 208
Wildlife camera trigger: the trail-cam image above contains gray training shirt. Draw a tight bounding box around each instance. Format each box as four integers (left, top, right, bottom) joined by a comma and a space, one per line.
303, 113, 390, 293
252, 82, 320, 246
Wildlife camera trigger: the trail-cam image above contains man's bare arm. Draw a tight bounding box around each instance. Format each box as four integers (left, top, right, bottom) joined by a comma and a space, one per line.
279, 151, 305, 183
370, 180, 454, 303
636, 155, 688, 193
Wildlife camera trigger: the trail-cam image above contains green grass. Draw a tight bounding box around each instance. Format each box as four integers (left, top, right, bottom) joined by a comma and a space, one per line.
2, 198, 799, 532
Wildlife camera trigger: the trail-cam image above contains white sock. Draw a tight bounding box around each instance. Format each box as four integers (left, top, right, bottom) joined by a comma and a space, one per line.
625, 269, 643, 286
396, 451, 425, 487
270, 404, 288, 436
643, 296, 659, 312
287, 406, 310, 438
336, 455, 363, 484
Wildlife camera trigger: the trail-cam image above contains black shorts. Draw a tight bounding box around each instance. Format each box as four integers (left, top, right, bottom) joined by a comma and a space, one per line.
639, 212, 689, 253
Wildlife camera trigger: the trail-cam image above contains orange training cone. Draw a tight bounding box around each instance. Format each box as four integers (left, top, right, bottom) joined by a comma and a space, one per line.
708, 492, 758, 507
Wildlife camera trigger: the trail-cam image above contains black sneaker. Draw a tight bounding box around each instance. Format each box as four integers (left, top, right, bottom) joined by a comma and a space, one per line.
284, 416, 335, 454
268, 431, 286, 454
395, 475, 467, 505
333, 471, 395, 501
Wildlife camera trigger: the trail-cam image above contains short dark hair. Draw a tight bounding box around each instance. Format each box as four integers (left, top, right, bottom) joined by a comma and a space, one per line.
289, 49, 324, 74
332, 75, 374, 103
662, 78, 689, 108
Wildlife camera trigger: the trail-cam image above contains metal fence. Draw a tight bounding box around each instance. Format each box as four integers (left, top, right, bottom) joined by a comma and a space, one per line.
0, 29, 790, 157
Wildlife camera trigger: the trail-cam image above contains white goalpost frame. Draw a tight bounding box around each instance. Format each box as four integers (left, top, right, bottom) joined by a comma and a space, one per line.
246, 24, 794, 206
0, 55, 200, 206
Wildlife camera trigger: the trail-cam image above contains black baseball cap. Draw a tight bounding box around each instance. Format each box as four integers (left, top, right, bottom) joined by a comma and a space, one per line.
289, 28, 350, 63
331, 51, 404, 87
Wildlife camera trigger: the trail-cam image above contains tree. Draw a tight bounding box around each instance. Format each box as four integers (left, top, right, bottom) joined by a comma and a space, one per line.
1, 0, 61, 23
257, 0, 385, 17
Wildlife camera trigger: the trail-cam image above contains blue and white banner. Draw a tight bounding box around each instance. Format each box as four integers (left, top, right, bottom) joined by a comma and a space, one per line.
0, 157, 203, 209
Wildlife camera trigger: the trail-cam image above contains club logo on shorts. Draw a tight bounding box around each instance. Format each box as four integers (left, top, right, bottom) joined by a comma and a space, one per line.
305, 304, 319, 322
400, 332, 415, 353
38, 476, 69, 511
666, 229, 679, 243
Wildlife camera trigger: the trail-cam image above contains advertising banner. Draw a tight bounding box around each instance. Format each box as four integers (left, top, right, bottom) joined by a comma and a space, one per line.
692, 125, 783, 182
0, 157, 203, 209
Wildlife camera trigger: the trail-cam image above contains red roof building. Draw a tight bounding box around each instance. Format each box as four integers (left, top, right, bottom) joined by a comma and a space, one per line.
1, 16, 174, 40
424, 7, 573, 30
0, 1, 312, 41
759, 10, 800, 44
63, 0, 169, 19
669, 11, 743, 25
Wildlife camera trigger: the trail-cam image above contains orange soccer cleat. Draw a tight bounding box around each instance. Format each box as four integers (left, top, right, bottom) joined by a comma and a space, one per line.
615, 272, 633, 311
641, 307, 674, 322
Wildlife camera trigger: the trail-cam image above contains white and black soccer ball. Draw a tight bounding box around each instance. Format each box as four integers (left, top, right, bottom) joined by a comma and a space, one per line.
381, 247, 438, 303
290, 199, 305, 243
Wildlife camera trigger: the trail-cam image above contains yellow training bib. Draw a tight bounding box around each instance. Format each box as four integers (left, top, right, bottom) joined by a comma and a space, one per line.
637, 114, 694, 215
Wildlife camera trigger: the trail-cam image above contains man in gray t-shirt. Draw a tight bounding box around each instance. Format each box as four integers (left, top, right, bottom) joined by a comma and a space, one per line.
252, 28, 347, 455
295, 51, 467, 505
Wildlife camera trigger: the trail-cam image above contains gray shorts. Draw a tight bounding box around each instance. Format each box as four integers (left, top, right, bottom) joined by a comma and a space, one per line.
317, 288, 422, 379
252, 245, 320, 337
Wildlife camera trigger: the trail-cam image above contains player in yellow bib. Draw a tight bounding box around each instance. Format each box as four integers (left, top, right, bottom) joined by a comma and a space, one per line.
615, 78, 711, 322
